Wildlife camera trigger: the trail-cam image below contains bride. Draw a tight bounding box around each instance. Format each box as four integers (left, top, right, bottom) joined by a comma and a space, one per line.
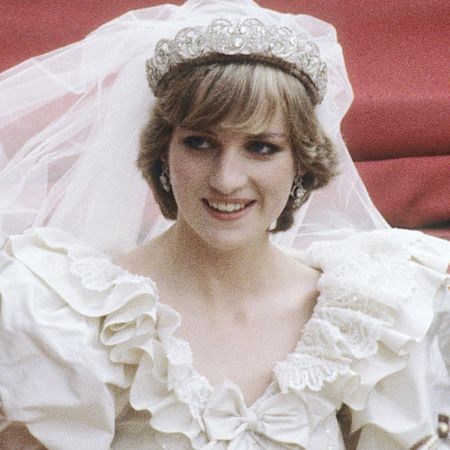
0, 1, 448, 449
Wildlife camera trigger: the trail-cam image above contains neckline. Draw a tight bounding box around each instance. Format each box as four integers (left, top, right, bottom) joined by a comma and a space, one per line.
112, 246, 323, 410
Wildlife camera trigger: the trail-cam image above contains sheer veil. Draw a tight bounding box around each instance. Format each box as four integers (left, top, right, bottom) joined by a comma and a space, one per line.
0, 0, 389, 257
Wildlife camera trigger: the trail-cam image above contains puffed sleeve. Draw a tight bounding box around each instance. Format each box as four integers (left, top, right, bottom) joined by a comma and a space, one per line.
0, 229, 130, 449
349, 230, 450, 449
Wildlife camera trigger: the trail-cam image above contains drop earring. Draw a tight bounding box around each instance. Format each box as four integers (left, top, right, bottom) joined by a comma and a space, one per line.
290, 175, 306, 207
159, 159, 171, 192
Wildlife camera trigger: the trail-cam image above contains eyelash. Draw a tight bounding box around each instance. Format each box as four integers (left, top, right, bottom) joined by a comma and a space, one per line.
182, 136, 281, 156
247, 141, 280, 156
183, 136, 212, 150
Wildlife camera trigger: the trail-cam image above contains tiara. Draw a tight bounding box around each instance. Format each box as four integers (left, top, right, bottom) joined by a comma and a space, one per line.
146, 18, 327, 103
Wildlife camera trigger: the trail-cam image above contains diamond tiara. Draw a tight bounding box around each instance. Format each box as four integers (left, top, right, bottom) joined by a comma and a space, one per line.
146, 18, 327, 103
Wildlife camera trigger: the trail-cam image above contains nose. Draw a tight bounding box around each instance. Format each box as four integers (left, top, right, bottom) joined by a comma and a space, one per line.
208, 147, 248, 195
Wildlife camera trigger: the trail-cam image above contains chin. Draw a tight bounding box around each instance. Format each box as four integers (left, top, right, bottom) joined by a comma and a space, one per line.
175, 212, 273, 252
194, 226, 269, 252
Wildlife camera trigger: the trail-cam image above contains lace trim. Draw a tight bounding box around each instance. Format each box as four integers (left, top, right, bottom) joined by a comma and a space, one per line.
64, 228, 417, 399
273, 234, 416, 393
70, 256, 151, 291
165, 337, 211, 421
275, 352, 349, 393
46, 226, 420, 447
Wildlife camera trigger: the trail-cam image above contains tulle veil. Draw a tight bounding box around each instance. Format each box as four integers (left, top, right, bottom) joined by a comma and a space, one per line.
0, 0, 388, 257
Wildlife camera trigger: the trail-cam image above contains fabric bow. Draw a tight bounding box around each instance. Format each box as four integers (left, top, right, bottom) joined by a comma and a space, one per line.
203, 381, 310, 448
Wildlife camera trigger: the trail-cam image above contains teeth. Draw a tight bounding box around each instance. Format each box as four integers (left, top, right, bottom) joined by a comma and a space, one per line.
208, 201, 247, 212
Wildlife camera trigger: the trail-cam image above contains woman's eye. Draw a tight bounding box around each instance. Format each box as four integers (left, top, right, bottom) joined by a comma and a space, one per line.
183, 136, 212, 150
247, 141, 279, 155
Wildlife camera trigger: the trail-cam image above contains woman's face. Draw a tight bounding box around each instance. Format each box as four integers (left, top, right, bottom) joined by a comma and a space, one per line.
168, 109, 296, 250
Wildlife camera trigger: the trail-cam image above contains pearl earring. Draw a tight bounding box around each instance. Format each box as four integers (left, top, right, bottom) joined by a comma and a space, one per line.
159, 159, 171, 192
290, 175, 306, 207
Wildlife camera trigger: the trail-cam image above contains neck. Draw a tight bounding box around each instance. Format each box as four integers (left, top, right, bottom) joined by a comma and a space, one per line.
163, 222, 279, 307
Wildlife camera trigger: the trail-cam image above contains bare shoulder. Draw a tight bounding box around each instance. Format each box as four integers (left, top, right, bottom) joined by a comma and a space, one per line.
271, 245, 321, 308
274, 245, 320, 285
114, 234, 168, 280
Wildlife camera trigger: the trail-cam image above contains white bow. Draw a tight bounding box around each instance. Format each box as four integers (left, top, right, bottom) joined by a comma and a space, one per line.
203, 381, 310, 448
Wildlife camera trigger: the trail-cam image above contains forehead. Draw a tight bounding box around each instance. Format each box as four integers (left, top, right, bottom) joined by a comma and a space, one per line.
217, 105, 287, 135
168, 62, 307, 143
183, 86, 289, 136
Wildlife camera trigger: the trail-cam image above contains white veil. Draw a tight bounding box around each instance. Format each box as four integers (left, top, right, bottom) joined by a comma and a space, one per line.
0, 0, 388, 257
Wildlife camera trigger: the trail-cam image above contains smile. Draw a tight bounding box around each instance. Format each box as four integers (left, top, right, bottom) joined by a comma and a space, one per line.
207, 200, 248, 212
203, 198, 255, 220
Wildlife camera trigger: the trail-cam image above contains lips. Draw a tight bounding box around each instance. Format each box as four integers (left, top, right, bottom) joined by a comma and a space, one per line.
207, 200, 247, 212
203, 198, 255, 218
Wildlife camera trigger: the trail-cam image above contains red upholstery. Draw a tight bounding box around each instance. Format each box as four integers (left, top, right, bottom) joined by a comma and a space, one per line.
1, 0, 448, 238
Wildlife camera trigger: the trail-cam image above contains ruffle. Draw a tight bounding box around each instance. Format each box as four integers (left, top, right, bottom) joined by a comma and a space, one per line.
283, 229, 440, 408
128, 336, 211, 448
0, 227, 183, 448
144, 228, 446, 449
0, 227, 447, 450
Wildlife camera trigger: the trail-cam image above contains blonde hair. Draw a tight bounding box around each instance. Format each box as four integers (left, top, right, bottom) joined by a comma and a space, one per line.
138, 61, 338, 231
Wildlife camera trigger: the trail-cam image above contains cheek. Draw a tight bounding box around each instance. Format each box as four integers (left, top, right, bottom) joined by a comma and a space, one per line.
269, 176, 293, 209
168, 148, 199, 192
264, 156, 295, 196
257, 159, 295, 215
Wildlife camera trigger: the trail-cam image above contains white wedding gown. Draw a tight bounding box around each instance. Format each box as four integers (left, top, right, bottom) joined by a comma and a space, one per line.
0, 227, 448, 449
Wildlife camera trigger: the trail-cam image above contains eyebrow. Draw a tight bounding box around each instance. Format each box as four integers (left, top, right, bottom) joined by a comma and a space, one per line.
248, 132, 287, 139
178, 127, 287, 140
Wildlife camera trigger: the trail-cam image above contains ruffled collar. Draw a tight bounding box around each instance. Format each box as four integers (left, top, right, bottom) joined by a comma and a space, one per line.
6, 227, 434, 449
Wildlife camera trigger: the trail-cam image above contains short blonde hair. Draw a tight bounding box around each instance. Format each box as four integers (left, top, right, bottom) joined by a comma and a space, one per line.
138, 61, 338, 232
